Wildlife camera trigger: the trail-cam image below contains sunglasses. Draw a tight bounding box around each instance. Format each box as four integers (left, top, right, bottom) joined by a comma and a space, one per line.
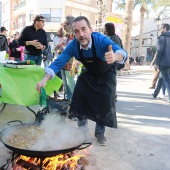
38, 20, 45, 23
14, 34, 18, 36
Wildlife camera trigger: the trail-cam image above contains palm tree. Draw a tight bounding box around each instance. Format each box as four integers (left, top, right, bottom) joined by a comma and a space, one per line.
98, 0, 103, 32
113, 0, 155, 68
154, 1, 170, 10
121, 0, 135, 69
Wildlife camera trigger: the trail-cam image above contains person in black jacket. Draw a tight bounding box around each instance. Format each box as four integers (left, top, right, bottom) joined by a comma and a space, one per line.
153, 23, 170, 103
9, 32, 21, 62
0, 27, 8, 56
104, 23, 123, 48
104, 22, 124, 70
18, 15, 47, 65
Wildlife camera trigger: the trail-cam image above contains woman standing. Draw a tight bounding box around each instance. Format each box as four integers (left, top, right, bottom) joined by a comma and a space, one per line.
9, 32, 24, 62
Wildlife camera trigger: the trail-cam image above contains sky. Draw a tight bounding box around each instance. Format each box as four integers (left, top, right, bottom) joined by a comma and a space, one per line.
112, 2, 163, 22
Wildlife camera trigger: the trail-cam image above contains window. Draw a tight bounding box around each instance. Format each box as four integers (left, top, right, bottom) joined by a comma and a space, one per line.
29, 11, 34, 22
40, 8, 62, 23
96, 0, 105, 6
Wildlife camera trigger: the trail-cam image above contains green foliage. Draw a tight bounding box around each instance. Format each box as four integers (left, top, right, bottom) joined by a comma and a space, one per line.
154, 0, 170, 11
113, 0, 156, 14
152, 46, 156, 54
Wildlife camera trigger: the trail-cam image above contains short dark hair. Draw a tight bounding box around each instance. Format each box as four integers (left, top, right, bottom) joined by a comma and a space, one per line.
33, 15, 45, 23
0, 26, 8, 32
161, 23, 170, 31
72, 16, 91, 28
104, 23, 115, 36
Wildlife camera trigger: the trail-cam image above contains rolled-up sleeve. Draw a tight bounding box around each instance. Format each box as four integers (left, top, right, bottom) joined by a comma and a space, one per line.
45, 67, 56, 79
115, 50, 128, 64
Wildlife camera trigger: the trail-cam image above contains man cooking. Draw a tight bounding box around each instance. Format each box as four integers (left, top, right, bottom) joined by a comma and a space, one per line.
36, 16, 127, 146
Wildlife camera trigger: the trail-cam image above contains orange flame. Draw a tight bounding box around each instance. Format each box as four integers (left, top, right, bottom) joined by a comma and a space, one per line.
16, 147, 92, 170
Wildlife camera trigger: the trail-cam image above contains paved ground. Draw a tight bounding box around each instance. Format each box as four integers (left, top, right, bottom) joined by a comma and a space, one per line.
0, 66, 170, 170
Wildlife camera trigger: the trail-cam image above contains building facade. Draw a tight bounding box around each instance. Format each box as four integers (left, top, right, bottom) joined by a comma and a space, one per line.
130, 10, 170, 60
1, 0, 112, 37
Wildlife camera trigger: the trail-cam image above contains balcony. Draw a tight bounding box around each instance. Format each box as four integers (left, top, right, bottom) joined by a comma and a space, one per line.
13, 0, 26, 17
14, 0, 26, 11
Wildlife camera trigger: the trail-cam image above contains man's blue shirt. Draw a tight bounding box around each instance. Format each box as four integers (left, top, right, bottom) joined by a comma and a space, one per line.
48, 32, 128, 78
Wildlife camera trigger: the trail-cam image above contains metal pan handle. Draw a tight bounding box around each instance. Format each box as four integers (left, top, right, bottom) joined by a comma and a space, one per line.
77, 142, 92, 150
7, 120, 22, 126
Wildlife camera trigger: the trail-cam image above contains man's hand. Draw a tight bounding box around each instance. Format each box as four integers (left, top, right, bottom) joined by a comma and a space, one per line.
26, 40, 39, 47
105, 45, 123, 64
36, 43, 44, 49
36, 74, 51, 92
155, 65, 159, 69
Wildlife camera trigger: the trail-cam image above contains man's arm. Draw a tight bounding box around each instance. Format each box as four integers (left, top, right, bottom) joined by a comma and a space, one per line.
150, 53, 157, 67
18, 27, 41, 48
36, 73, 52, 92
102, 36, 127, 64
105, 45, 124, 64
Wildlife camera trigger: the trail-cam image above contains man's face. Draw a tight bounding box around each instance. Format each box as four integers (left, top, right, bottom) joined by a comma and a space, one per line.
72, 19, 92, 48
36, 18, 45, 29
63, 22, 71, 34
3, 30, 7, 36
160, 25, 166, 34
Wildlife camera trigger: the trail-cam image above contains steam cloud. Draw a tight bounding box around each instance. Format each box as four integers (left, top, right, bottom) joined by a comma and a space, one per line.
31, 112, 87, 151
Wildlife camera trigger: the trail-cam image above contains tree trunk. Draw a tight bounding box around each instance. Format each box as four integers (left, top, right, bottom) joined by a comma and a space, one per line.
122, 0, 134, 70
138, 6, 146, 59
98, 0, 103, 32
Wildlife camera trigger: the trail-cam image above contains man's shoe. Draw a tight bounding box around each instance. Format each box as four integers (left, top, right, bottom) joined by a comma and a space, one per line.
95, 133, 107, 146
152, 93, 156, 99
149, 86, 155, 89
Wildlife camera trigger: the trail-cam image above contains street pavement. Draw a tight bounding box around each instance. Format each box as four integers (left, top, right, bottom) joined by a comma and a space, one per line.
0, 65, 170, 170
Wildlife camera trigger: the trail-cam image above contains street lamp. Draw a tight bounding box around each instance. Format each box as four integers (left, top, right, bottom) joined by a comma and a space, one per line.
156, 16, 161, 39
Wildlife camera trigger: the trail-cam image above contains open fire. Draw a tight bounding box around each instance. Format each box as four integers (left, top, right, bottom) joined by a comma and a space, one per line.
10, 146, 92, 170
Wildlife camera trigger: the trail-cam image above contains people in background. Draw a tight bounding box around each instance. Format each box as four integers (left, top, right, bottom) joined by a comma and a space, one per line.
18, 15, 47, 65
42, 41, 53, 67
60, 15, 76, 101
9, 32, 24, 62
0, 27, 8, 59
149, 53, 159, 89
147, 47, 153, 62
153, 23, 170, 103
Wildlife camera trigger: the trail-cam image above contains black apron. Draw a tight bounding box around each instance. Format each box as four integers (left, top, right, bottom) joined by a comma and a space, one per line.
69, 37, 117, 128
